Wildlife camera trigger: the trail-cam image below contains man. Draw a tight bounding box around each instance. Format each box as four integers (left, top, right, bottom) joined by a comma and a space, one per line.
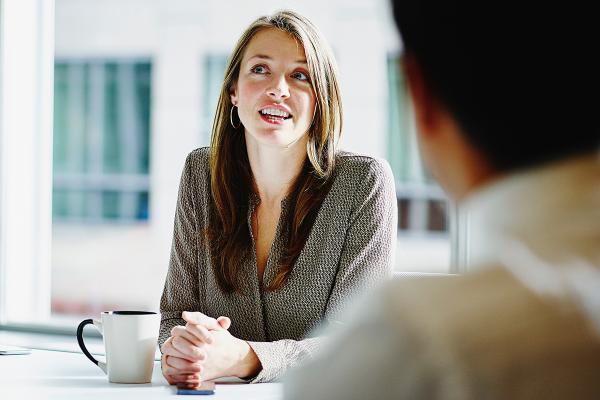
285, 1, 600, 399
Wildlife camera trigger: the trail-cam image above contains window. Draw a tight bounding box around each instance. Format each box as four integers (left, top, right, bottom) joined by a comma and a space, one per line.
51, 59, 154, 317
1, 1, 463, 330
387, 55, 452, 272
53, 60, 151, 223
201, 55, 229, 143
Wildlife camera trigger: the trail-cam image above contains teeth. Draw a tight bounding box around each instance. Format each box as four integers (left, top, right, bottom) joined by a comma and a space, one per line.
260, 108, 289, 118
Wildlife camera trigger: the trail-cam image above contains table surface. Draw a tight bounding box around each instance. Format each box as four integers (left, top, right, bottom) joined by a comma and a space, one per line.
0, 348, 282, 399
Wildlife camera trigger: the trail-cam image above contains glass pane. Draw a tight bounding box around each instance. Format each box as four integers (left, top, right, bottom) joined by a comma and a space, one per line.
202, 55, 228, 144
135, 63, 152, 174
101, 190, 120, 220
52, 58, 153, 318
104, 62, 120, 174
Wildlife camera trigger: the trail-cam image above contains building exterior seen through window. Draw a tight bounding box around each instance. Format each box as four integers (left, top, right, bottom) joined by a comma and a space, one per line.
386, 55, 449, 236
202, 55, 229, 143
53, 60, 152, 223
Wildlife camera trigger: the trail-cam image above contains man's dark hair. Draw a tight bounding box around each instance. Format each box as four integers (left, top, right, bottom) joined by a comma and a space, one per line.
391, 1, 599, 172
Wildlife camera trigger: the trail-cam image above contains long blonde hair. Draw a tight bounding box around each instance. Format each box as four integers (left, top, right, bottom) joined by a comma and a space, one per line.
206, 10, 343, 293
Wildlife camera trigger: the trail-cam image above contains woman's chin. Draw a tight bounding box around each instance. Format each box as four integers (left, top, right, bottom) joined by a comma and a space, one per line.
246, 129, 305, 149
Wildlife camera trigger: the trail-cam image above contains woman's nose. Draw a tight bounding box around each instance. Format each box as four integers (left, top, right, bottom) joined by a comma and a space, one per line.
267, 75, 290, 100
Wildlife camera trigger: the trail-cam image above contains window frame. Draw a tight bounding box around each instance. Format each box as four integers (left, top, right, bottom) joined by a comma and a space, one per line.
0, 0, 55, 328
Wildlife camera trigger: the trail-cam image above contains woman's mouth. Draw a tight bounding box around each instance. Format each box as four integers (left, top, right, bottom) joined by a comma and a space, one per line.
259, 108, 292, 125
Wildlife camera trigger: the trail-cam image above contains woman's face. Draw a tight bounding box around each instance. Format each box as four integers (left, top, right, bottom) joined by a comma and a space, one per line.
230, 28, 316, 149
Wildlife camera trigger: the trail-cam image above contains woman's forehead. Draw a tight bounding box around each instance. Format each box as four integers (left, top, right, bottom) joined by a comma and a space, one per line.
242, 28, 306, 64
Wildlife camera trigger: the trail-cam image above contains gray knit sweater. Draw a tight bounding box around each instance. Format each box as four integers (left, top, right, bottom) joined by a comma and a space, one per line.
159, 147, 397, 382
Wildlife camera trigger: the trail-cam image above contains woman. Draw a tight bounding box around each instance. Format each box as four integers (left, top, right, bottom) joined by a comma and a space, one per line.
159, 10, 397, 386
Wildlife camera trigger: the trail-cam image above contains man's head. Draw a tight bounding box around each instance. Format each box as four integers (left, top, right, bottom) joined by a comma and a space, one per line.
391, 1, 599, 200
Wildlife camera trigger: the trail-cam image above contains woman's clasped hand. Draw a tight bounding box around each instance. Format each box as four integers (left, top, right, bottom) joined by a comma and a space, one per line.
161, 311, 260, 387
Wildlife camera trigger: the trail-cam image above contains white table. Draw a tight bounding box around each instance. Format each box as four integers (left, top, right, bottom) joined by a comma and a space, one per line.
0, 348, 282, 399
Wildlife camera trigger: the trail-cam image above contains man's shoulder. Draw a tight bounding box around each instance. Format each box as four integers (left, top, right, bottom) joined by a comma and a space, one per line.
381, 266, 576, 333
377, 266, 600, 394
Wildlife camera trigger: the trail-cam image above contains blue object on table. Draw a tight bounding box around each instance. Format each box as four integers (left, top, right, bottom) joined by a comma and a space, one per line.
176, 382, 215, 395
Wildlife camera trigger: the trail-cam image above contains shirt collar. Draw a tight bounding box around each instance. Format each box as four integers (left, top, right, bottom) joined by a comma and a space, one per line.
461, 152, 600, 268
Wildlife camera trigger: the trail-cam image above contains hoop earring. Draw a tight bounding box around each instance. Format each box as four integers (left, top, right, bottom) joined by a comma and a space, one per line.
230, 106, 241, 129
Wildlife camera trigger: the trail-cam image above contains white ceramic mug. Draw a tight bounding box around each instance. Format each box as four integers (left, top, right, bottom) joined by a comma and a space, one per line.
76, 311, 160, 383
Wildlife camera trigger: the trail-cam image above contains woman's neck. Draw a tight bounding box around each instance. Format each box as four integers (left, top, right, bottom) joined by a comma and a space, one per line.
245, 134, 308, 208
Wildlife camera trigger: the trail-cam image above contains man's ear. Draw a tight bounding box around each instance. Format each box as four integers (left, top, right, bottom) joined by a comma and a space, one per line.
403, 54, 444, 138
229, 82, 238, 106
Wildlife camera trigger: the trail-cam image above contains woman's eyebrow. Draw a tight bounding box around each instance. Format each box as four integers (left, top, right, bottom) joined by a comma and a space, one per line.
247, 54, 307, 65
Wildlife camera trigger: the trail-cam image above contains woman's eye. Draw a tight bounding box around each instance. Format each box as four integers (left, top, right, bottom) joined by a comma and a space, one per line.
251, 65, 268, 74
292, 71, 310, 81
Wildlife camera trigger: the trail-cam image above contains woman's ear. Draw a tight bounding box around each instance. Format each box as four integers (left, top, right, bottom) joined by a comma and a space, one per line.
229, 83, 238, 106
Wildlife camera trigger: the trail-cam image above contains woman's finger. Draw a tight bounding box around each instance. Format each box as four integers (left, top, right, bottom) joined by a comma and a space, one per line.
162, 338, 196, 361
166, 372, 201, 384
165, 355, 203, 374
160, 336, 174, 354
162, 355, 181, 384
175, 381, 202, 390
165, 375, 201, 387
171, 325, 206, 347
171, 335, 207, 362
217, 316, 231, 330
163, 362, 200, 377
182, 311, 222, 330
165, 354, 201, 371
185, 323, 213, 344
162, 336, 195, 360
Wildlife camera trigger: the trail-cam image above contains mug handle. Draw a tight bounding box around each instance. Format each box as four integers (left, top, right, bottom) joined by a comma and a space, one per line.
76, 319, 107, 374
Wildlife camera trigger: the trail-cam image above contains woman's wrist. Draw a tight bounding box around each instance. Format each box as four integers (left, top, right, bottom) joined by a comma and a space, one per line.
233, 339, 261, 379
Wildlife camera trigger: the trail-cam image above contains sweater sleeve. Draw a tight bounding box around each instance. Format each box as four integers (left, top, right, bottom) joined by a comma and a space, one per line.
158, 152, 203, 351
245, 158, 397, 383
245, 337, 325, 383
324, 158, 397, 320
